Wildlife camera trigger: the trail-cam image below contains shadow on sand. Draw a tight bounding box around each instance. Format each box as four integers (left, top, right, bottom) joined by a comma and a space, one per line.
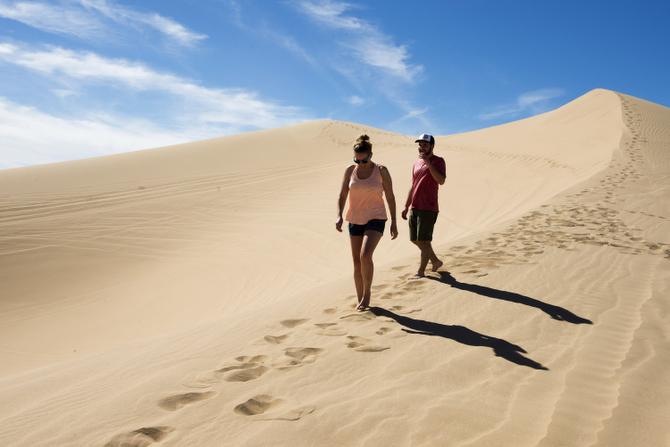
429, 272, 592, 325
370, 307, 549, 370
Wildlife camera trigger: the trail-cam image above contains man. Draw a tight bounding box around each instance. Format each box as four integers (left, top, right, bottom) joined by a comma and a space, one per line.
401, 133, 446, 277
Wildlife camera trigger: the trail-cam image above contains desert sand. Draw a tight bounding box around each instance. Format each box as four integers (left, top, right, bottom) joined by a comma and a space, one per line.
0, 88, 669, 446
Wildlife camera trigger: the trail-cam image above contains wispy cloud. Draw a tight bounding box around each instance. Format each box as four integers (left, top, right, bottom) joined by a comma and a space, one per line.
384, 101, 433, 133
0, 0, 206, 46
0, 41, 311, 168
0, 41, 305, 128
79, 0, 206, 46
225, 0, 316, 67
347, 95, 364, 106
0, 1, 104, 39
295, 0, 422, 82
0, 96, 197, 169
478, 88, 565, 121
297, 0, 364, 30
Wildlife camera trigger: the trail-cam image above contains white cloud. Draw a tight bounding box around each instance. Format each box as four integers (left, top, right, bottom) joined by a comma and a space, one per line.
0, 42, 305, 128
347, 95, 364, 106
51, 88, 78, 98
517, 88, 564, 108
0, 1, 104, 38
0, 97, 197, 169
297, 0, 364, 30
0, 41, 311, 168
0, 42, 17, 54
295, 0, 422, 82
400, 107, 428, 120
0, 0, 206, 46
478, 88, 565, 121
79, 0, 206, 46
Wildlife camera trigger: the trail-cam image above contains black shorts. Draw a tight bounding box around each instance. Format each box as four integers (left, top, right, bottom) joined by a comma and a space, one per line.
408, 209, 438, 241
348, 219, 386, 236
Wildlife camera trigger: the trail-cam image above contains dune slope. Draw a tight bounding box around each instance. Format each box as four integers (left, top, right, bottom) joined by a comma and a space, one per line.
0, 88, 668, 446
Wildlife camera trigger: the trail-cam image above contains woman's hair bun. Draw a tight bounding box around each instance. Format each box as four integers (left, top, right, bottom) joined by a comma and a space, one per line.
354, 134, 372, 152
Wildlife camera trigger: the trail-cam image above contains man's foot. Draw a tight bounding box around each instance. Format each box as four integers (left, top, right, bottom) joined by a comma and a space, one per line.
356, 304, 370, 312
412, 271, 425, 279
431, 259, 444, 272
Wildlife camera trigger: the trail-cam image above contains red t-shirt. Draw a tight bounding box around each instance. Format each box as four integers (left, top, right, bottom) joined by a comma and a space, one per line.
410, 155, 446, 212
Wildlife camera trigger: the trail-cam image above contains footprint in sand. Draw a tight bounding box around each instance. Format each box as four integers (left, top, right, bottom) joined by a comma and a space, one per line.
346, 335, 390, 352
280, 318, 309, 328
274, 347, 323, 370
322, 307, 337, 314
401, 280, 427, 291
104, 426, 174, 447
157, 391, 215, 411
182, 355, 269, 386
234, 395, 316, 421
234, 394, 281, 416
314, 323, 348, 336
339, 312, 375, 322
264, 334, 289, 344
389, 305, 422, 314
375, 327, 393, 335
260, 406, 316, 421
219, 356, 269, 382
225, 365, 269, 382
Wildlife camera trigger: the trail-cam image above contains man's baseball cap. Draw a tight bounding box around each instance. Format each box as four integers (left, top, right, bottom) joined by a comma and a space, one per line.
415, 133, 435, 144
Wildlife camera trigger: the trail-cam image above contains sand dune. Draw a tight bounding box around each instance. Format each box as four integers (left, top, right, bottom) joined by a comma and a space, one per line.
0, 88, 669, 446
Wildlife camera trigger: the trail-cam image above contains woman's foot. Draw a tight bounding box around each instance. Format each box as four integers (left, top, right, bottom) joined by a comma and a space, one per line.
431, 259, 444, 272
357, 295, 370, 311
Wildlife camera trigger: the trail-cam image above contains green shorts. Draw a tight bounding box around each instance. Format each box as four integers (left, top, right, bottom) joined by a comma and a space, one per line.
409, 209, 438, 241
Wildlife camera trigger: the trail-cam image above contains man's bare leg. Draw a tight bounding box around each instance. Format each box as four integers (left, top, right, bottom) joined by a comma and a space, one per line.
359, 230, 383, 309
413, 241, 442, 275
426, 242, 443, 271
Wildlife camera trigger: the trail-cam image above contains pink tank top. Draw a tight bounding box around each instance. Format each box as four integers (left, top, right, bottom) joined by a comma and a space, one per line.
345, 164, 388, 225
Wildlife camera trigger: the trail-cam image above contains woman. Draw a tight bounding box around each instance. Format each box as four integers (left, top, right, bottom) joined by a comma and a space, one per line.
336, 135, 398, 311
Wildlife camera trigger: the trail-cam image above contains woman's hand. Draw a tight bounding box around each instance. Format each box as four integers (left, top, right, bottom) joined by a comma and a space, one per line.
335, 216, 343, 232
390, 221, 398, 240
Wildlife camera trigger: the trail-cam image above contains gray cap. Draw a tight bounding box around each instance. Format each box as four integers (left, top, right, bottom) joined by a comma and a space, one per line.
415, 133, 435, 144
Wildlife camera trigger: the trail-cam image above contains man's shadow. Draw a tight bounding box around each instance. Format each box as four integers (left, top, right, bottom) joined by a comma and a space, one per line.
370, 306, 548, 370
429, 272, 592, 325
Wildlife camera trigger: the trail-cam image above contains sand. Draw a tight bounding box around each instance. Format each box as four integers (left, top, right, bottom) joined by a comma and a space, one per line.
0, 88, 668, 446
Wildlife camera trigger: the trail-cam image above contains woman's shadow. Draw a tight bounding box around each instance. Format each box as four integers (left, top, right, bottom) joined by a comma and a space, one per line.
429, 272, 592, 325
369, 306, 548, 370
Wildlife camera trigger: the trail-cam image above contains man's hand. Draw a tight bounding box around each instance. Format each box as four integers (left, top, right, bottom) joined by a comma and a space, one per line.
401, 208, 409, 220
335, 216, 343, 232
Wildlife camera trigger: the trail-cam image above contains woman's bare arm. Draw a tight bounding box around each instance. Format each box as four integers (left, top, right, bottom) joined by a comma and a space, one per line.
380, 166, 398, 239
336, 165, 355, 231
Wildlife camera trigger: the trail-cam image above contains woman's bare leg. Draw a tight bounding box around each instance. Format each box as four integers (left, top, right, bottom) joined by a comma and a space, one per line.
350, 236, 364, 304
359, 230, 383, 308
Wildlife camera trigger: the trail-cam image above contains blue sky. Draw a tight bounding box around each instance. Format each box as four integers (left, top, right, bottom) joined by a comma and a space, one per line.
0, 0, 668, 168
